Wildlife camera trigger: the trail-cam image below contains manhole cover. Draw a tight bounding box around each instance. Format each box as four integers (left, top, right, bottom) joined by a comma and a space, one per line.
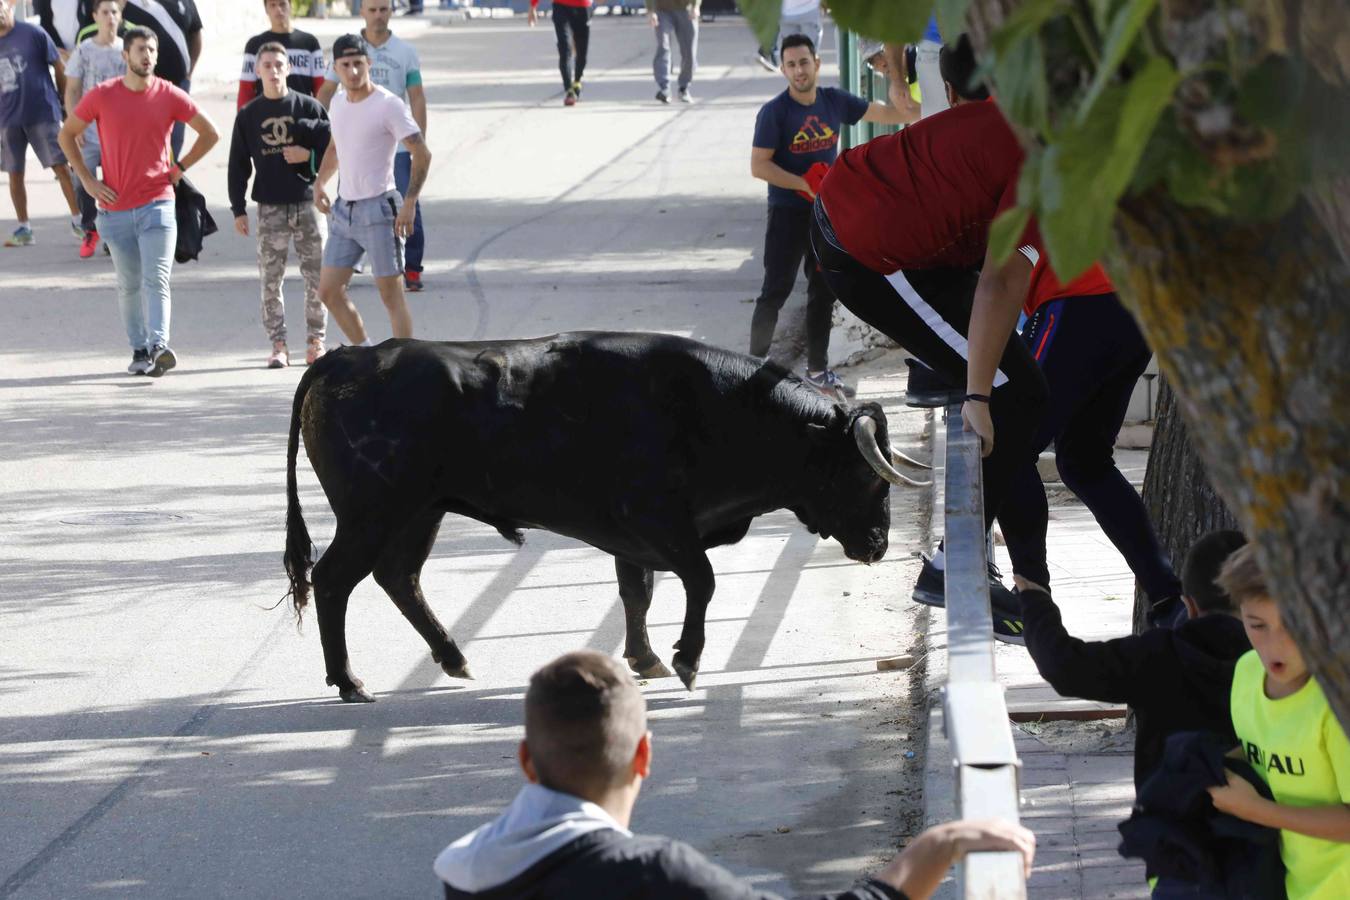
58, 511, 187, 526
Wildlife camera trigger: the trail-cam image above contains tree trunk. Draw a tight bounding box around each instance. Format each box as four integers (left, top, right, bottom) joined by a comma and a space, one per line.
1133, 378, 1242, 635
1108, 193, 1350, 730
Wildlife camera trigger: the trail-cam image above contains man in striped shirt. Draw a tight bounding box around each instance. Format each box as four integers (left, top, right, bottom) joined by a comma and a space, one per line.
238, 0, 324, 109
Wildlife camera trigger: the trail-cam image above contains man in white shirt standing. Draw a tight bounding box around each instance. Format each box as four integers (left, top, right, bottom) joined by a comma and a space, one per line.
63, 0, 124, 258
313, 33, 430, 345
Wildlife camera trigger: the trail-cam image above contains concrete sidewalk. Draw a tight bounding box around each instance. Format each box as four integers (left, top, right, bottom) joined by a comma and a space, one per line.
920, 414, 1149, 899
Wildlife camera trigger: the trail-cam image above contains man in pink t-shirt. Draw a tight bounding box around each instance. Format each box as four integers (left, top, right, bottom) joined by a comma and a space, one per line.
57, 25, 219, 377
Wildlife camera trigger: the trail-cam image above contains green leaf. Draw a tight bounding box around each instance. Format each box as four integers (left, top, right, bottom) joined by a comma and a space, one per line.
1078, 0, 1159, 122
993, 32, 1050, 136
1038, 56, 1180, 277
826, 0, 933, 44
738, 0, 787, 51
988, 206, 1032, 265
990, 0, 1067, 56
935, 0, 971, 43
1237, 55, 1305, 135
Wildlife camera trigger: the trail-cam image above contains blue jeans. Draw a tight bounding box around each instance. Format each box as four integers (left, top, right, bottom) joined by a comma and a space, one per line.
653, 9, 697, 92
99, 200, 177, 350
393, 151, 424, 274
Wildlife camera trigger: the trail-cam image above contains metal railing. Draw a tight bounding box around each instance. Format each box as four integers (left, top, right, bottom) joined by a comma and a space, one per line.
938, 406, 1026, 898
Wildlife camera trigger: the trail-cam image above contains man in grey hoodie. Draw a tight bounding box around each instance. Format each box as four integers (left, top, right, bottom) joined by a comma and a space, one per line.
434, 651, 1035, 899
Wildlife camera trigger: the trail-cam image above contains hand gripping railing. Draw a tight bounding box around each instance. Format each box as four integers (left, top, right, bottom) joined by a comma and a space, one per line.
940, 408, 1025, 898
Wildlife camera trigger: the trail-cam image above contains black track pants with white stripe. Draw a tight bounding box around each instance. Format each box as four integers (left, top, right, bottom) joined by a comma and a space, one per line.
811, 215, 1052, 587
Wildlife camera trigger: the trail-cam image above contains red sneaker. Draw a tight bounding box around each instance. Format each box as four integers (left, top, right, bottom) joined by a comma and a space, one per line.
404, 270, 424, 292
79, 230, 99, 259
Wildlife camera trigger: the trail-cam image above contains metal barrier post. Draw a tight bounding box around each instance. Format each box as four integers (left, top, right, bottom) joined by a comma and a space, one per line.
941, 407, 1026, 898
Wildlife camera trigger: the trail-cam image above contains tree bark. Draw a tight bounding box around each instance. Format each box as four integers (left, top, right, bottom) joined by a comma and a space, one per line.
1108, 193, 1350, 729
1133, 378, 1242, 635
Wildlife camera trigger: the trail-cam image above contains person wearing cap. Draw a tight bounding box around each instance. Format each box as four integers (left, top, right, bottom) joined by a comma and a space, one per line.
317, 0, 428, 294
313, 33, 430, 346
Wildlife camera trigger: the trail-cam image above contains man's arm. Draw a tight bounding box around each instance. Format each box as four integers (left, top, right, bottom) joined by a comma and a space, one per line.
407, 83, 428, 139
750, 146, 812, 197
860, 95, 919, 126
313, 138, 338, 214
1209, 777, 1350, 842
962, 245, 1032, 456
173, 110, 219, 180
1018, 588, 1154, 707
63, 51, 83, 118
394, 132, 430, 239
316, 79, 338, 109
58, 113, 115, 205
227, 116, 252, 225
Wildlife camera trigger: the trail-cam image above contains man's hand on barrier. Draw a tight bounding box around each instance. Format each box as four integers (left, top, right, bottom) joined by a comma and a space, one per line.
876, 817, 1036, 899
962, 398, 994, 458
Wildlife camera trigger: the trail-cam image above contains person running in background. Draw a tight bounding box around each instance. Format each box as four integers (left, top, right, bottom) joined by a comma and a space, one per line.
1209, 545, 1350, 899
314, 33, 429, 345
58, 24, 218, 377
229, 41, 330, 369
754, 0, 822, 72
0, 0, 82, 247
318, 0, 429, 294
63, 0, 124, 259
527, 0, 590, 107
238, 0, 324, 109
646, 0, 697, 104
749, 33, 916, 397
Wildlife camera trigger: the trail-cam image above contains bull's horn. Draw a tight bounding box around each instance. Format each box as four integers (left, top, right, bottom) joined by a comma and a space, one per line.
891, 448, 932, 470
853, 416, 930, 488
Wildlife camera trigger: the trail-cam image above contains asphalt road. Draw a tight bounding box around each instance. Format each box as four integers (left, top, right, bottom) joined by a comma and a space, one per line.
0, 17, 930, 899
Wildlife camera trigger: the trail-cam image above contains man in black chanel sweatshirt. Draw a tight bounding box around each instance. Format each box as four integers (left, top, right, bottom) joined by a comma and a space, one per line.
228, 41, 330, 368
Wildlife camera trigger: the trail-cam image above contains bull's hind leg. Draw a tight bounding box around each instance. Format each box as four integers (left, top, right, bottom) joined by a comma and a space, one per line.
616, 559, 672, 679
372, 510, 472, 680
312, 527, 385, 703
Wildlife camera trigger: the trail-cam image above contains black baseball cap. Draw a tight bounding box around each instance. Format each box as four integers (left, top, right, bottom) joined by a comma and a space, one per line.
332, 34, 368, 61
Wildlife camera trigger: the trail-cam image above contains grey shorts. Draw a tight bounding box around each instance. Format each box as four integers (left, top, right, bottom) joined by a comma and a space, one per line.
323, 191, 405, 278
0, 121, 67, 173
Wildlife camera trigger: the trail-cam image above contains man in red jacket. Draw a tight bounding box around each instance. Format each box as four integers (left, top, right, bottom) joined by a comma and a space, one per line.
528, 0, 591, 106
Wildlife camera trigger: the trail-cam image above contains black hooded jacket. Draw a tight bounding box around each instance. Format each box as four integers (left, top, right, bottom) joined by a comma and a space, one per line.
1020, 588, 1251, 788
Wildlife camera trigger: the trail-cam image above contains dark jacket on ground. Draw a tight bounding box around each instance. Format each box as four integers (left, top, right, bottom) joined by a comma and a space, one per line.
173, 174, 215, 264
227, 92, 330, 217
436, 784, 904, 900
1020, 588, 1251, 789
1118, 730, 1286, 897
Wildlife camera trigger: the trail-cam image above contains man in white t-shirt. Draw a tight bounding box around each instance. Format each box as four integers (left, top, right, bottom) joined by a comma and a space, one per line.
317, 0, 429, 293
314, 33, 430, 345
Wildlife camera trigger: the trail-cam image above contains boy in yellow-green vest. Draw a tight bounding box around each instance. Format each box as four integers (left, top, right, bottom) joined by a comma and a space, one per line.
1207, 545, 1350, 898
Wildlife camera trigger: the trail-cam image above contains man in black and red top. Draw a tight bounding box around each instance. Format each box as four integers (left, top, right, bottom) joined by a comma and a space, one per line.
238, 0, 325, 109
528, 0, 591, 107
1003, 258, 1186, 626
812, 35, 1048, 641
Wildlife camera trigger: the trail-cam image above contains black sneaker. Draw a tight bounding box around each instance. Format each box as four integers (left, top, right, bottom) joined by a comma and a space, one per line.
655, 90, 670, 104
905, 357, 963, 407
911, 555, 1020, 613
148, 343, 177, 378
754, 49, 777, 71
126, 348, 151, 375
993, 602, 1027, 646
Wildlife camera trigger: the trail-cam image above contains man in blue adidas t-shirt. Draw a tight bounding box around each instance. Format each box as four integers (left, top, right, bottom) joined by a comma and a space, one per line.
749, 33, 917, 395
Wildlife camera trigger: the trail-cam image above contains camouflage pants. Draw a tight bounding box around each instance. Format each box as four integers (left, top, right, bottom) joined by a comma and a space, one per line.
257, 202, 326, 344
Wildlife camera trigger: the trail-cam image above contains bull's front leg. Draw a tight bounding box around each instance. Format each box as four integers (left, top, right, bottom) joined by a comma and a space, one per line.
670, 554, 715, 690
615, 558, 672, 679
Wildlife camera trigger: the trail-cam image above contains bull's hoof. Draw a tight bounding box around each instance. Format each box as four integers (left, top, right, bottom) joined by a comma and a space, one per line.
340, 684, 376, 703
626, 654, 673, 679
441, 661, 474, 680
672, 656, 699, 691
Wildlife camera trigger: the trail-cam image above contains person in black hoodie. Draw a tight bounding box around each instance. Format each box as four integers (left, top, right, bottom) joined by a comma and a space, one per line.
434, 651, 1035, 900
1019, 529, 1251, 790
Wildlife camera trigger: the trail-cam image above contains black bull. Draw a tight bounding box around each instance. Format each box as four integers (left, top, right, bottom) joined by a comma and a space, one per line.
283, 332, 924, 701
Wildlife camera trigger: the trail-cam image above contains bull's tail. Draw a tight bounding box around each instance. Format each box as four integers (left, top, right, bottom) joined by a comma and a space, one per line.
283, 369, 317, 624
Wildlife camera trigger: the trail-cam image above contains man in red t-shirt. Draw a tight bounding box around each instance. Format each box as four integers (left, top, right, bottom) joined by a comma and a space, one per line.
812, 36, 1048, 641
527, 0, 591, 106
58, 25, 219, 377
1004, 257, 1185, 626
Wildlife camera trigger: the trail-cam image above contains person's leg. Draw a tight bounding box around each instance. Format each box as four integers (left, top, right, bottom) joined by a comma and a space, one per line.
374, 274, 413, 339
135, 200, 177, 351
653, 11, 673, 94
552, 4, 574, 91
78, 140, 101, 234
748, 204, 807, 358
256, 203, 290, 345
801, 213, 835, 373
51, 164, 80, 217
319, 200, 368, 343
360, 193, 413, 338
674, 9, 698, 92
99, 207, 149, 351
6, 168, 25, 223
392, 152, 423, 276
1050, 298, 1183, 603
295, 204, 328, 345
2, 124, 28, 226
572, 6, 591, 85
